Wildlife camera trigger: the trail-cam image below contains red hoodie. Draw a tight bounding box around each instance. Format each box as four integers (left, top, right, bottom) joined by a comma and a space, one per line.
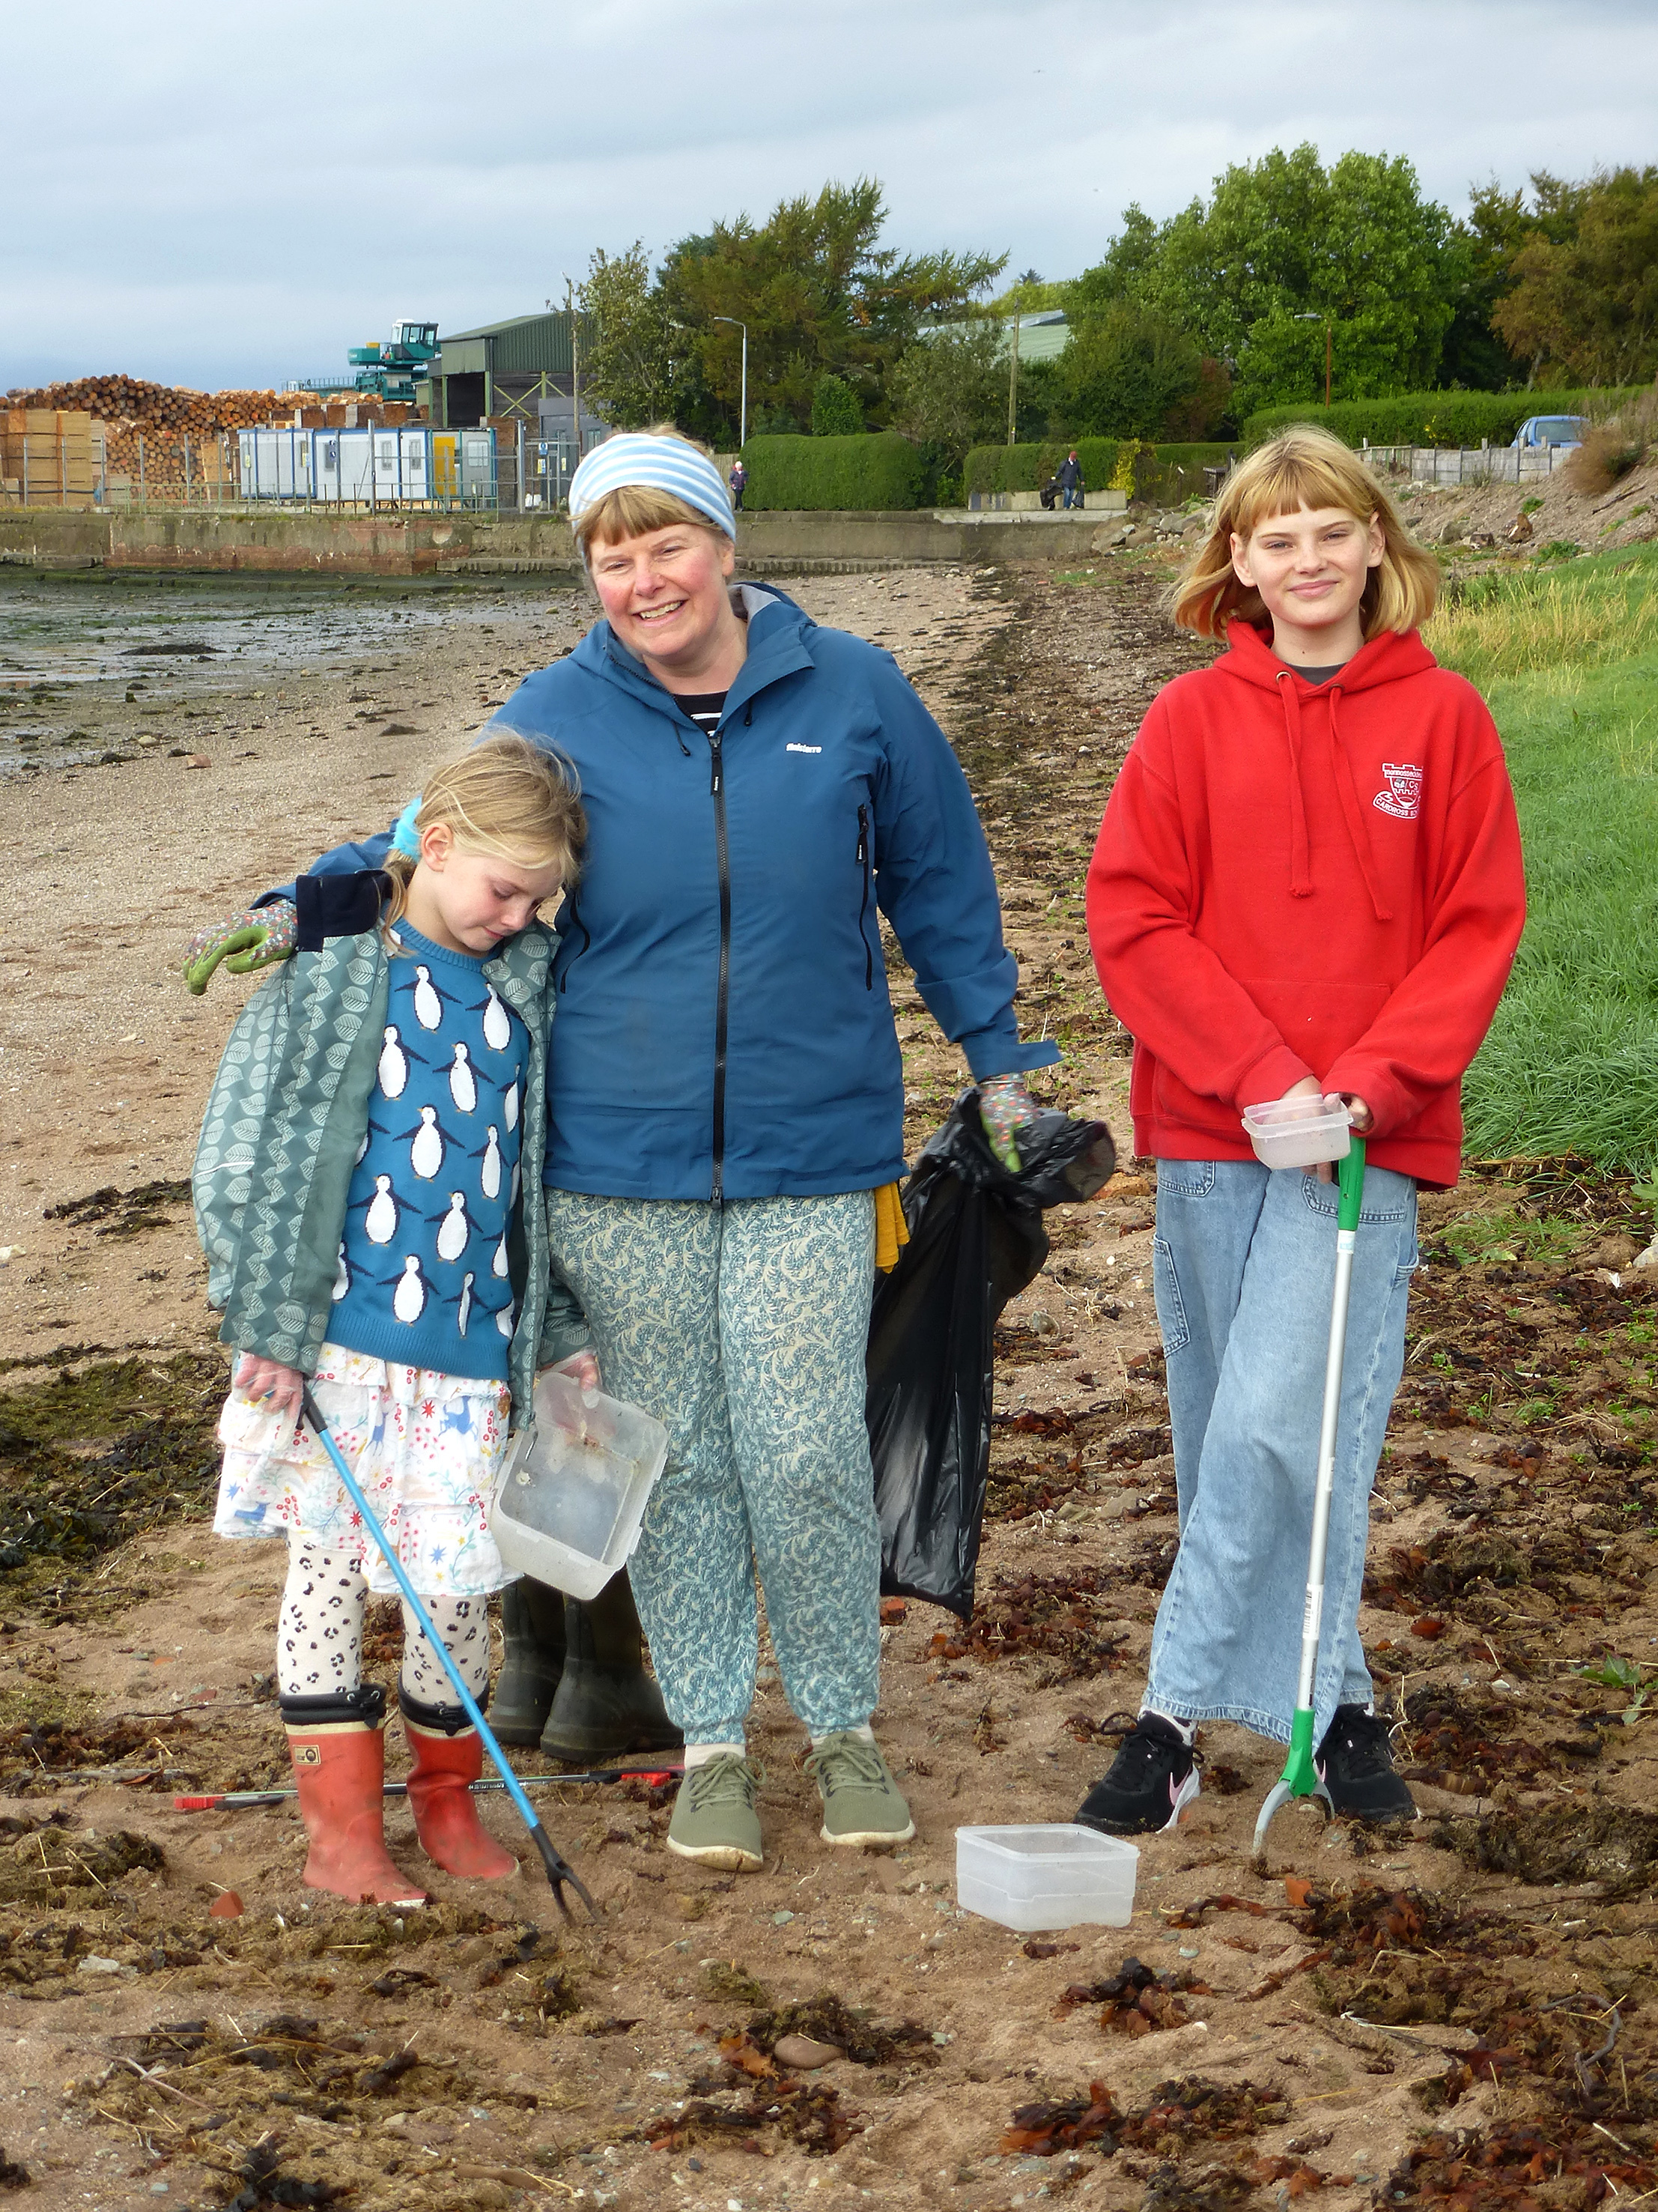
1085, 621, 1526, 1187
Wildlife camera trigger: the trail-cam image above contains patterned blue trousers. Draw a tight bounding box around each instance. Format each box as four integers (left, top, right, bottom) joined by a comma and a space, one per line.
544, 1190, 880, 1742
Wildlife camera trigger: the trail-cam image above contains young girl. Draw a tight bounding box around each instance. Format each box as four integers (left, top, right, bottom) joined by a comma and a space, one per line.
195, 737, 589, 1905
1079, 425, 1526, 1833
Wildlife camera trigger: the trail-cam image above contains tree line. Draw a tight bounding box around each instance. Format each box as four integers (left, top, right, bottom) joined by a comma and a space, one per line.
577, 155, 1658, 469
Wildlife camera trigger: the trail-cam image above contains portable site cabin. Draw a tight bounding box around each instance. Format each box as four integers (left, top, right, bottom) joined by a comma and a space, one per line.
237, 426, 497, 506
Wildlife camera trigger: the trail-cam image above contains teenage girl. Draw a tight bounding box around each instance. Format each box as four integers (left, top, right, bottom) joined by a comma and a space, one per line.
1079, 425, 1525, 1832
196, 737, 589, 1904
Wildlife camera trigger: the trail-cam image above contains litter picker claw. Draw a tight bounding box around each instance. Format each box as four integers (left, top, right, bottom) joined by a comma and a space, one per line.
1252, 1139, 1365, 1858
300, 1386, 596, 1921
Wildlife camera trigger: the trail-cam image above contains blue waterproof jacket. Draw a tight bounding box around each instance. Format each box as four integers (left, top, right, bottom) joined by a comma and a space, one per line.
290, 584, 1057, 1203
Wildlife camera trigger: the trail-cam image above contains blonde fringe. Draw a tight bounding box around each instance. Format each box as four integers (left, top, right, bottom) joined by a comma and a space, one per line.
1171, 424, 1439, 642
380, 735, 585, 939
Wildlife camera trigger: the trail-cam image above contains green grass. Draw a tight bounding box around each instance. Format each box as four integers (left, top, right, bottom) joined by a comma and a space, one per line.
1433, 1209, 1591, 1267
1434, 544, 1658, 1173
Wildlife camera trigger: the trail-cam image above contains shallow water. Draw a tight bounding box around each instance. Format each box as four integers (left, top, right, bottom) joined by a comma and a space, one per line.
0, 569, 565, 775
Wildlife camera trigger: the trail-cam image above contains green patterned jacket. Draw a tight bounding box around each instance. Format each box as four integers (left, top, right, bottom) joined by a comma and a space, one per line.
192, 921, 588, 1422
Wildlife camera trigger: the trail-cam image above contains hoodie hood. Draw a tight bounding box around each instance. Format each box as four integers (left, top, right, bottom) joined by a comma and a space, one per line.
1215, 622, 1440, 920
1218, 619, 1438, 697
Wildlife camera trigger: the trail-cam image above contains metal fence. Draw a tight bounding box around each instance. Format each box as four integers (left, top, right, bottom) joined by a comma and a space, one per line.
1, 426, 512, 512
1, 415, 619, 513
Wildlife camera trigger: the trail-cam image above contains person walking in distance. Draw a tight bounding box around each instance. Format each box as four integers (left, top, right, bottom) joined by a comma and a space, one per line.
1058, 449, 1084, 509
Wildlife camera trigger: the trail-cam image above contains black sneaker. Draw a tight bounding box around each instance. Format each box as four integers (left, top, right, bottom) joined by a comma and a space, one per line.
1075, 1715, 1200, 1836
1317, 1704, 1416, 1822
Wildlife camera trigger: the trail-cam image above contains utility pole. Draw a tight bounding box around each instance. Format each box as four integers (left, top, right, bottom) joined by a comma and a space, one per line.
1006, 311, 1020, 446
1295, 312, 1334, 407
564, 279, 582, 488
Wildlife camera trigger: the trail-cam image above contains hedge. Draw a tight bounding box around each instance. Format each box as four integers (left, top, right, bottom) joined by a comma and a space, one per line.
740, 431, 926, 511
963, 440, 1234, 504
1242, 387, 1645, 452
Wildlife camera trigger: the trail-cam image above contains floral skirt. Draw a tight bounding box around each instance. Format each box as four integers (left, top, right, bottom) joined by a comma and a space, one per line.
213, 1342, 514, 1598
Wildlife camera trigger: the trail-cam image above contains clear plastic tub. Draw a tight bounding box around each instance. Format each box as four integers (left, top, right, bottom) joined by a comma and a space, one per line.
1241, 1095, 1352, 1170
956, 1823, 1139, 1930
488, 1371, 669, 1601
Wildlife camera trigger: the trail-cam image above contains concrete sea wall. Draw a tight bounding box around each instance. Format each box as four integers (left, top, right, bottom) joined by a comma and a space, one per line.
0, 506, 1124, 578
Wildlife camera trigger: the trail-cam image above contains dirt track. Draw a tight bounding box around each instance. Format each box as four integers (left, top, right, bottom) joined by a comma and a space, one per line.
0, 554, 1656, 2212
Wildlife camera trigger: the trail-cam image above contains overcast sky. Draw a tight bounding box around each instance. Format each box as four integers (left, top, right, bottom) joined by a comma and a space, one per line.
6, 0, 1655, 394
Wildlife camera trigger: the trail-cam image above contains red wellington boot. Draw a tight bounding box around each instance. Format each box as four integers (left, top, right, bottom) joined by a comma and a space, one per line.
285, 1724, 428, 1908
404, 1723, 519, 1880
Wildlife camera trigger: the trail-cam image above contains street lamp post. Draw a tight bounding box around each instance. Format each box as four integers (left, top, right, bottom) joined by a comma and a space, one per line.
1296, 311, 1333, 407
713, 316, 748, 450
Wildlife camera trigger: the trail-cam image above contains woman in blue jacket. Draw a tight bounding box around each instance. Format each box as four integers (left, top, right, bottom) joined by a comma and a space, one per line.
194, 431, 1055, 1872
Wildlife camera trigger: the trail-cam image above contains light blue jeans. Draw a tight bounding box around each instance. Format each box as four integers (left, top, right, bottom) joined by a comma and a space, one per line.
1144, 1158, 1418, 1747
544, 1189, 880, 1744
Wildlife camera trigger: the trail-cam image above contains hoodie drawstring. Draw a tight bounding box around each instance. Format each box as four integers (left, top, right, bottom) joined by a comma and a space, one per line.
1273, 673, 1393, 922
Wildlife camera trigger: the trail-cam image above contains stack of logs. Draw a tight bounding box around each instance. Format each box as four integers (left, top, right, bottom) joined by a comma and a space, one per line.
1, 376, 297, 502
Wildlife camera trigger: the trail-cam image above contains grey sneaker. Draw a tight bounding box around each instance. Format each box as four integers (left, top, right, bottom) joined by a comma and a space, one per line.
804, 1733, 916, 1847
666, 1754, 764, 1872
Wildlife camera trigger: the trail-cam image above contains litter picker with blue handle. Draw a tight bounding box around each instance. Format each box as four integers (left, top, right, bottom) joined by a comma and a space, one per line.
300, 1387, 596, 1921
1251, 1139, 1365, 1857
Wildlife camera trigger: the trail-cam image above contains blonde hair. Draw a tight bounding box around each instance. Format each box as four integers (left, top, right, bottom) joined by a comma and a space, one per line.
381, 735, 585, 934
574, 427, 732, 562
1172, 424, 1439, 640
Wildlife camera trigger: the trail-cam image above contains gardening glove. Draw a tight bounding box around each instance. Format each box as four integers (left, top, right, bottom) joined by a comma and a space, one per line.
183, 900, 297, 996
978, 1073, 1041, 1175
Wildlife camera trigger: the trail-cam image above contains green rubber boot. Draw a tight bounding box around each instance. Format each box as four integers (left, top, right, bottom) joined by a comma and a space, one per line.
540, 1569, 682, 1764
491, 1578, 567, 1747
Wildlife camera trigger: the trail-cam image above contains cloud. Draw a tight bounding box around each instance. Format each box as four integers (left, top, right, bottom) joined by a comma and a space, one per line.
5, 0, 1656, 388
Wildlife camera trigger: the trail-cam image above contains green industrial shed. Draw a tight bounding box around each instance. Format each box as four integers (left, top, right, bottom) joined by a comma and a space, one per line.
431, 311, 588, 427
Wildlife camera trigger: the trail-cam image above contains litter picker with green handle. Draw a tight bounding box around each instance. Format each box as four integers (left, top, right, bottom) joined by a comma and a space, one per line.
300, 1386, 596, 1921
1251, 1138, 1365, 1856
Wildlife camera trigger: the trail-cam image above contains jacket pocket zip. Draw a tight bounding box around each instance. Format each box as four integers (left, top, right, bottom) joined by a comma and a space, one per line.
856, 804, 873, 991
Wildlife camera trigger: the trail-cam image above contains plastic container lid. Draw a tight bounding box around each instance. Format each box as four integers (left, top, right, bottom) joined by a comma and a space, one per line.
956, 1823, 1138, 1931
488, 1371, 668, 1602
1240, 1095, 1352, 1171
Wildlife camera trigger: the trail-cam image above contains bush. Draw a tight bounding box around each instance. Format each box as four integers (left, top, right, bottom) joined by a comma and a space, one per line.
1241, 387, 1647, 451
963, 439, 1235, 505
740, 431, 927, 511
811, 374, 863, 438
1564, 390, 1658, 496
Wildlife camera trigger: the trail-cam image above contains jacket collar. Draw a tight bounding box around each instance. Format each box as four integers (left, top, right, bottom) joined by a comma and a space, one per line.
577, 583, 818, 728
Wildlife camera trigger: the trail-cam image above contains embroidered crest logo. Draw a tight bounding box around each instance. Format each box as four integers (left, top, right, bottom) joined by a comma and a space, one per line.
1373, 762, 1423, 820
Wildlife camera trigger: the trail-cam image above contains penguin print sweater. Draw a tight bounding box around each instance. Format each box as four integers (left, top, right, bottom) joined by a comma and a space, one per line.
327, 925, 529, 1381
193, 912, 589, 1419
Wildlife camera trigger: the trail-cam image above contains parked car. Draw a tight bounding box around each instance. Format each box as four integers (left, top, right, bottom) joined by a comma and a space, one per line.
1512, 415, 1587, 449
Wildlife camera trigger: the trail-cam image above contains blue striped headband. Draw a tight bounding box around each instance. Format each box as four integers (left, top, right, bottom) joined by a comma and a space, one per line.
568, 434, 736, 544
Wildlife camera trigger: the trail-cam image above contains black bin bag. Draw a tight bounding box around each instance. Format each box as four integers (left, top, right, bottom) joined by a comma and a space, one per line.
866, 1090, 1117, 1619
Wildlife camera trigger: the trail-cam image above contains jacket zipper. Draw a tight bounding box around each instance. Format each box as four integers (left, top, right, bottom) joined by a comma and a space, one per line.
708, 728, 732, 1204
856, 804, 873, 990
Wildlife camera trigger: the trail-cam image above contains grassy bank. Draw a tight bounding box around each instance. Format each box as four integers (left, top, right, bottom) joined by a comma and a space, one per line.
1427, 545, 1658, 1172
